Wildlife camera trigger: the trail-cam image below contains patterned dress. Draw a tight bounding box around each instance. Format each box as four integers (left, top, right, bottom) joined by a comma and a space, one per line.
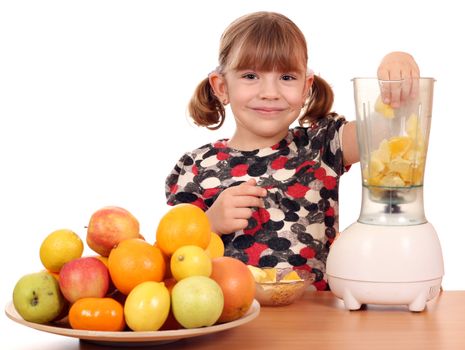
165, 115, 348, 291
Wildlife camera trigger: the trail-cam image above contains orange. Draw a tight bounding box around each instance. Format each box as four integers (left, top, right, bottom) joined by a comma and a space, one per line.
156, 204, 211, 256
108, 238, 166, 295
205, 232, 225, 259
210, 257, 256, 323
155, 243, 172, 278
68, 297, 125, 331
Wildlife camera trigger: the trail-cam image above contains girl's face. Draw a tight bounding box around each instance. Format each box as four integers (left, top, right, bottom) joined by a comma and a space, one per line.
210, 67, 313, 150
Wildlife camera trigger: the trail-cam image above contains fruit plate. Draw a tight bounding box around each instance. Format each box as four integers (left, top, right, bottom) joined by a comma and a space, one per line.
5, 299, 260, 346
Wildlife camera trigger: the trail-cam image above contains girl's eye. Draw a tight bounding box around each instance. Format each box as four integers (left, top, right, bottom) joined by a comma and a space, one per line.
241, 73, 258, 80
281, 74, 297, 81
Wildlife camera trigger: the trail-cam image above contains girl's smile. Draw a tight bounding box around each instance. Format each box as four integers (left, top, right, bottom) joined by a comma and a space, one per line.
249, 105, 287, 116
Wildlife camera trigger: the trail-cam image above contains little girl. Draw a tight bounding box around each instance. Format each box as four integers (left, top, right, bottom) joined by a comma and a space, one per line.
165, 11, 419, 290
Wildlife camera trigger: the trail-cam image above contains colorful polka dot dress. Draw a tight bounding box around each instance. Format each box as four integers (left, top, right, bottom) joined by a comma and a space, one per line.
166, 115, 349, 290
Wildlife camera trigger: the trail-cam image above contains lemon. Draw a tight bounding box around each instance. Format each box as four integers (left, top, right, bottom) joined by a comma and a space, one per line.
124, 281, 170, 331
170, 245, 212, 281
40, 229, 84, 273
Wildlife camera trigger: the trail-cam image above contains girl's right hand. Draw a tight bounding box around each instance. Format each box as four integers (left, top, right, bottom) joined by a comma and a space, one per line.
206, 178, 267, 235
377, 51, 420, 108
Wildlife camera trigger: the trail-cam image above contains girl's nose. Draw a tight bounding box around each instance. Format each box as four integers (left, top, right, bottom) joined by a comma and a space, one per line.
258, 78, 280, 100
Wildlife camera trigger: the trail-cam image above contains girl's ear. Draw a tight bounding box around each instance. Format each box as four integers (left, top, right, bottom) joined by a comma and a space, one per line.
303, 74, 314, 100
209, 72, 229, 104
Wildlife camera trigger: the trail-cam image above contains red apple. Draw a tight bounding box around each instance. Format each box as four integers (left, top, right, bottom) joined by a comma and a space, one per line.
59, 257, 109, 303
86, 206, 141, 257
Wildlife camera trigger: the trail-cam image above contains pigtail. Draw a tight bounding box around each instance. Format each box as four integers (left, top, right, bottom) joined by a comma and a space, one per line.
299, 75, 337, 126
188, 77, 226, 130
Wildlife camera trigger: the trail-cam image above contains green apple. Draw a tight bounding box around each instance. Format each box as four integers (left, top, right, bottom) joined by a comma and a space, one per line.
13, 271, 65, 324
171, 276, 224, 328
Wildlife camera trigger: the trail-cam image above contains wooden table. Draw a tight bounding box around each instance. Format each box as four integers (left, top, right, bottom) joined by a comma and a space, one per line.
171, 290, 464, 350
4, 291, 465, 349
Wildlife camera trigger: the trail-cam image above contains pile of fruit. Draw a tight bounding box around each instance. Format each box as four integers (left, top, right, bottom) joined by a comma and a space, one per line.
12, 204, 256, 332
366, 98, 426, 189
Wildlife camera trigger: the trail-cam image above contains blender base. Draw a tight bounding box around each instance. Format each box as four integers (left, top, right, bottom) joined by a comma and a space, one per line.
328, 276, 442, 311
326, 221, 444, 312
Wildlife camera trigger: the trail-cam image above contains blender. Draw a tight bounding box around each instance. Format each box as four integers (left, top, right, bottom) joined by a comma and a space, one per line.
326, 78, 444, 312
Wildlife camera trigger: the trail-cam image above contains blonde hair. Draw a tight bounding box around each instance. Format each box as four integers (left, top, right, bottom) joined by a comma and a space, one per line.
188, 11, 335, 130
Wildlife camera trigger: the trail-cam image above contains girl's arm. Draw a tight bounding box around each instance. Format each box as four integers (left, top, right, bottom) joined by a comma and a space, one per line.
342, 51, 420, 166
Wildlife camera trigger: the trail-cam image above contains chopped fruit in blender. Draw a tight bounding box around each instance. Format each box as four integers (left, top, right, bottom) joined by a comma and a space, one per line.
365, 172, 384, 186
388, 136, 412, 158
412, 167, 424, 184
388, 158, 412, 181
365, 113, 427, 188
375, 96, 395, 118
404, 149, 425, 165
369, 156, 385, 178
379, 173, 405, 187
373, 140, 391, 164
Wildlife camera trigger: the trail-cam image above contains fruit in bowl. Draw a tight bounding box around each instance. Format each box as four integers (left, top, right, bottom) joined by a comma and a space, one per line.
247, 266, 314, 306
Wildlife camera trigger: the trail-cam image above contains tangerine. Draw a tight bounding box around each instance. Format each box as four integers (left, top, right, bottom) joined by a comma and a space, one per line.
108, 238, 166, 295
156, 204, 211, 256
68, 297, 125, 331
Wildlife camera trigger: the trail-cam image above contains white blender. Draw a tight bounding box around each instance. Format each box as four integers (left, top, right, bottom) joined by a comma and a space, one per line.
326, 78, 444, 311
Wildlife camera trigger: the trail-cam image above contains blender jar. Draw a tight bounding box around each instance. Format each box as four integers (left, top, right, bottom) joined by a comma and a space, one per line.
353, 78, 434, 225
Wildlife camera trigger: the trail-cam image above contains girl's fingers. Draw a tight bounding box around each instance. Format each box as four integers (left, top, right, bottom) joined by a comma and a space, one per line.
232, 207, 254, 219
233, 182, 267, 197
230, 219, 250, 232
233, 195, 265, 208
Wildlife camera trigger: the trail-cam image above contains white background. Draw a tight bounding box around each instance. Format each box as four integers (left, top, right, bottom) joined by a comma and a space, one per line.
0, 0, 463, 348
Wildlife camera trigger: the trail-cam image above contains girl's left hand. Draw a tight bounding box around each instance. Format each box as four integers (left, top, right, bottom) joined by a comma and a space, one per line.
377, 51, 420, 108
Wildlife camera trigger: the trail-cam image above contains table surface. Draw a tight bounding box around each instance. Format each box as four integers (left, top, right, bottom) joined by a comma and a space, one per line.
4, 290, 465, 350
